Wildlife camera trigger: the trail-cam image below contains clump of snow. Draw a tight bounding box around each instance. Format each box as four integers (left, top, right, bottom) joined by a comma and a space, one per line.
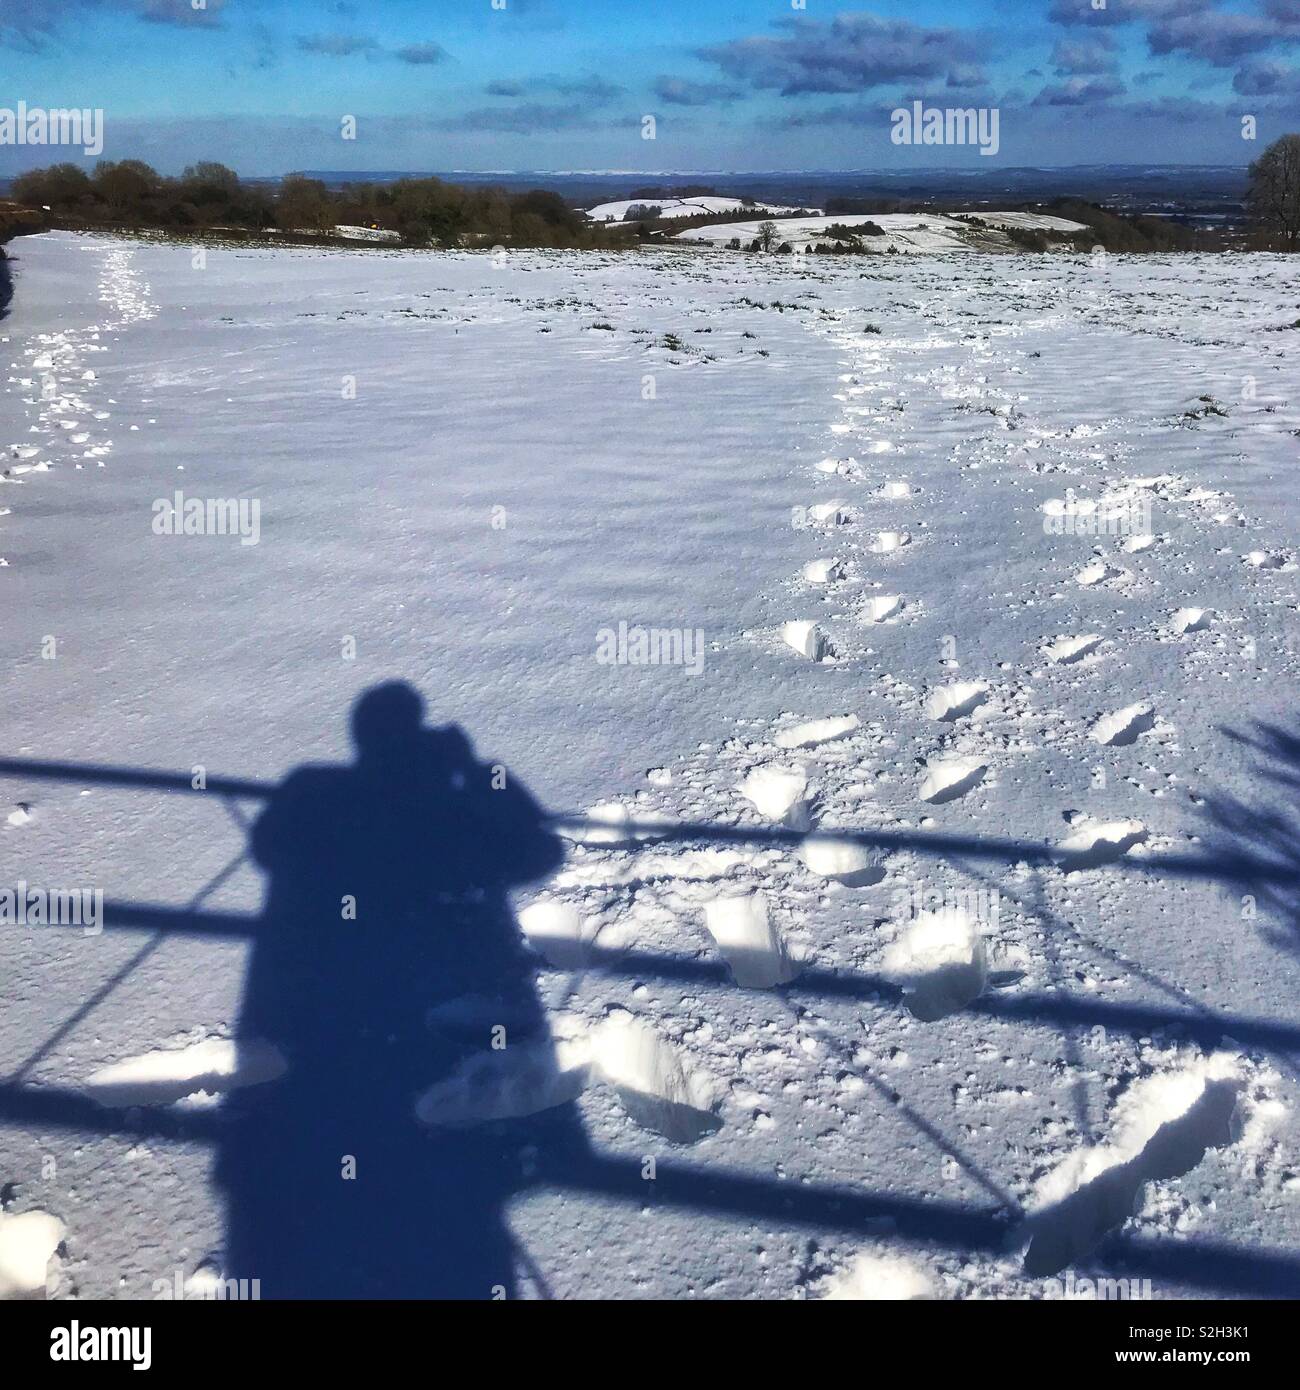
588, 1011, 720, 1143
83, 1038, 287, 1107
799, 833, 884, 886
415, 1026, 592, 1129
0, 1210, 64, 1298
882, 909, 988, 1021
736, 764, 809, 824
820, 1250, 937, 1300
783, 620, 831, 661
702, 892, 799, 988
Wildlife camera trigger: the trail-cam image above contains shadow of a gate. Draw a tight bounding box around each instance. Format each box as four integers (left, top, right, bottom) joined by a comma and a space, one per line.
4, 751, 1299, 1298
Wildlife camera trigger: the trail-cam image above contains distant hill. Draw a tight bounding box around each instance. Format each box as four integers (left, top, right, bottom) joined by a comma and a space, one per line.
281, 165, 1250, 226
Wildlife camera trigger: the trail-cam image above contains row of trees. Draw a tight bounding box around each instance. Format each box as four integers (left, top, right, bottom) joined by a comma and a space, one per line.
9, 161, 632, 249
8, 134, 1299, 252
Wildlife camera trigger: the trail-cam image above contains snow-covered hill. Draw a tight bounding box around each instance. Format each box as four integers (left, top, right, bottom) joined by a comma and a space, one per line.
585, 195, 818, 223
676, 210, 1089, 253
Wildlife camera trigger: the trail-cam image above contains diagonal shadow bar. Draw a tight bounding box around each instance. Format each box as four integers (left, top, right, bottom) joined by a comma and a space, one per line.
2, 1082, 1291, 1295
3, 754, 1298, 886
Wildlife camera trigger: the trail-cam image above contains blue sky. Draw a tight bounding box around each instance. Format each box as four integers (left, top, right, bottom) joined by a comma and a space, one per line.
1, 0, 1298, 174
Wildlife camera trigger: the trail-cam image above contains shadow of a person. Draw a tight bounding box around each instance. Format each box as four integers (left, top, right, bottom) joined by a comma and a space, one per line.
215, 681, 577, 1298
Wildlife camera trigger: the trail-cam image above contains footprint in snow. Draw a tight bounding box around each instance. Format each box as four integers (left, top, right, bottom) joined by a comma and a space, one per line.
918, 755, 988, 804
803, 557, 845, 585
736, 764, 810, 826
1019, 1055, 1244, 1277
924, 681, 989, 722
806, 500, 852, 527
799, 833, 884, 886
882, 908, 988, 1021
588, 1012, 721, 1144
1170, 607, 1213, 634
1043, 633, 1103, 665
782, 620, 832, 661
0, 1209, 64, 1298
774, 713, 860, 749
1090, 702, 1157, 746
1075, 559, 1124, 587
877, 481, 913, 500
870, 530, 911, 554
703, 892, 799, 989
1056, 818, 1147, 869
860, 594, 904, 624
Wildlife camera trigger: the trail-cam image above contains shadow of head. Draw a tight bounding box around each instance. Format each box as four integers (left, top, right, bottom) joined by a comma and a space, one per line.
349, 678, 431, 767
349, 680, 478, 789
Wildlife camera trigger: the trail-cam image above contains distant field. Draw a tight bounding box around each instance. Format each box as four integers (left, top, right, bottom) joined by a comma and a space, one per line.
675, 209, 1089, 252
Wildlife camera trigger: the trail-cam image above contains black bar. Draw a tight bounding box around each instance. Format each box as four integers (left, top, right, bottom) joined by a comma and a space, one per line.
1, 753, 1296, 883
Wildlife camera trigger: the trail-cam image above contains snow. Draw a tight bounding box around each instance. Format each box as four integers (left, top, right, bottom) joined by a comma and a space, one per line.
2, 231, 1299, 1300
0, 1209, 64, 1298
970, 211, 1094, 234
82, 1039, 287, 1108
676, 210, 1089, 254
332, 224, 402, 243
584, 196, 817, 224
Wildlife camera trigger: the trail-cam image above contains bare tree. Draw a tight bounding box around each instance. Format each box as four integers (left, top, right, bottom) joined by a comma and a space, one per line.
757, 219, 778, 252
1247, 133, 1300, 250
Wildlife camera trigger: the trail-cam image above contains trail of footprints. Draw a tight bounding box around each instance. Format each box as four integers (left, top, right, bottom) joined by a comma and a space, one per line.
489, 284, 1292, 1294
2, 243, 157, 569
1, 243, 157, 840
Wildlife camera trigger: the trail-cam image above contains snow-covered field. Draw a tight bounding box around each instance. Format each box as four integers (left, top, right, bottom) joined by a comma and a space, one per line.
2, 231, 1299, 1300
676, 210, 1088, 253
585, 195, 817, 223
